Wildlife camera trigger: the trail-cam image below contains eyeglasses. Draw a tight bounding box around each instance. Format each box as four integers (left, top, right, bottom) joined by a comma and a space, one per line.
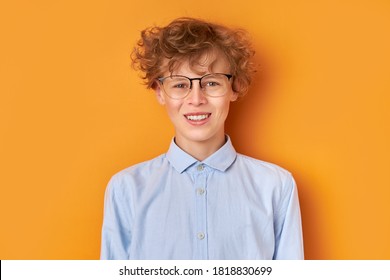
157, 73, 233, 99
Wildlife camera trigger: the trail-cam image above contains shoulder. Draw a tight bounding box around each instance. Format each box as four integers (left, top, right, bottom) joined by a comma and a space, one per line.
233, 153, 296, 198
114, 154, 167, 178
235, 153, 293, 181
106, 154, 167, 194
234, 154, 298, 213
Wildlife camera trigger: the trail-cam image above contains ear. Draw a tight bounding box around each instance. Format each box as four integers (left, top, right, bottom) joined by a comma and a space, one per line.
230, 91, 239, 102
154, 83, 166, 105
230, 78, 240, 102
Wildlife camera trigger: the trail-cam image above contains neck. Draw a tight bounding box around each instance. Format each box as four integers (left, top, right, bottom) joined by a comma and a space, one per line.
174, 132, 226, 161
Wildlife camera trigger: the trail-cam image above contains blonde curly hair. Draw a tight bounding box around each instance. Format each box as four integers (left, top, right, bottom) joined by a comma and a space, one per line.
131, 17, 256, 96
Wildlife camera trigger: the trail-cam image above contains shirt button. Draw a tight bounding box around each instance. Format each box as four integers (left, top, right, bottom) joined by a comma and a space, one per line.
197, 232, 205, 240
197, 188, 205, 195
197, 164, 204, 171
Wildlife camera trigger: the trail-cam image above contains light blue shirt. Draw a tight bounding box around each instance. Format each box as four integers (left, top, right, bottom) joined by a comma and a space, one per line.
100, 137, 304, 259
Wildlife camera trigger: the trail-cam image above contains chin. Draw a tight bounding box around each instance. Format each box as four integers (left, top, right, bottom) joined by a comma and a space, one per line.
181, 129, 222, 143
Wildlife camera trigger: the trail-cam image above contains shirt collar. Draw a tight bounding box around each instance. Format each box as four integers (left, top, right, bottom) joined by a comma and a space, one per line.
166, 135, 237, 173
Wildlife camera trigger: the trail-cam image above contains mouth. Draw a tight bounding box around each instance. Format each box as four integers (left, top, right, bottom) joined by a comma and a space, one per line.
184, 113, 211, 122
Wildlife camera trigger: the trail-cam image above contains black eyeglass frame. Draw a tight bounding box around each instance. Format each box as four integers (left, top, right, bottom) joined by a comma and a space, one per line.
157, 73, 233, 99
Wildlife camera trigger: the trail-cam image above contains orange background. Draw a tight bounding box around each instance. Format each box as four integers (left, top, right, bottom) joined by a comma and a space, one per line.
1, 0, 389, 259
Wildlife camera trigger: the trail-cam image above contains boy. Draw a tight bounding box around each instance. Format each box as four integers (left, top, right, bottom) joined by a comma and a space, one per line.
101, 17, 304, 259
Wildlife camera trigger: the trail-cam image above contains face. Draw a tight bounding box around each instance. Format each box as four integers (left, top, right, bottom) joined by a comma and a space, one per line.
155, 50, 238, 153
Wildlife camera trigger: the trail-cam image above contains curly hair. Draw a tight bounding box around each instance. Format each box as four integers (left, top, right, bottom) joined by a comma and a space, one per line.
131, 17, 256, 97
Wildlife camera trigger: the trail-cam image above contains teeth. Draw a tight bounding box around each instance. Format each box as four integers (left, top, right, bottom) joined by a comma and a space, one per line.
186, 114, 209, 121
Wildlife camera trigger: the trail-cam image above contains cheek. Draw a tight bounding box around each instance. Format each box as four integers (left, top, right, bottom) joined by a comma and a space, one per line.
221, 99, 232, 114
214, 100, 231, 120
164, 101, 182, 120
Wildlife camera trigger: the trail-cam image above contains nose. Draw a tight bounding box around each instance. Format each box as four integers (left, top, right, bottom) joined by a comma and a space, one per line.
186, 82, 207, 105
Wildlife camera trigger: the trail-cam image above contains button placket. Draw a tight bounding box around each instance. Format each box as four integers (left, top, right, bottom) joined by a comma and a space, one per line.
193, 164, 208, 259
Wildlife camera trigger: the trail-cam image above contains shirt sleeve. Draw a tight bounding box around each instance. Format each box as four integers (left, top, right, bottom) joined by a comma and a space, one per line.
273, 175, 304, 259
100, 175, 132, 260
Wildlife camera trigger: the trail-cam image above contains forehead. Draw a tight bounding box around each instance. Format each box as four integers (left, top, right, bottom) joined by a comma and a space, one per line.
162, 49, 231, 76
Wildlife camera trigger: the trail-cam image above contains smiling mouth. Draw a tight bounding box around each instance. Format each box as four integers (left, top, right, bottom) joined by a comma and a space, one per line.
184, 113, 211, 121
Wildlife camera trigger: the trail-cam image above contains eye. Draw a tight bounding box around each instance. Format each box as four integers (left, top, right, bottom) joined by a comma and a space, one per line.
202, 79, 223, 88
173, 83, 188, 88
205, 81, 220, 87
166, 77, 190, 90
201, 74, 225, 88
